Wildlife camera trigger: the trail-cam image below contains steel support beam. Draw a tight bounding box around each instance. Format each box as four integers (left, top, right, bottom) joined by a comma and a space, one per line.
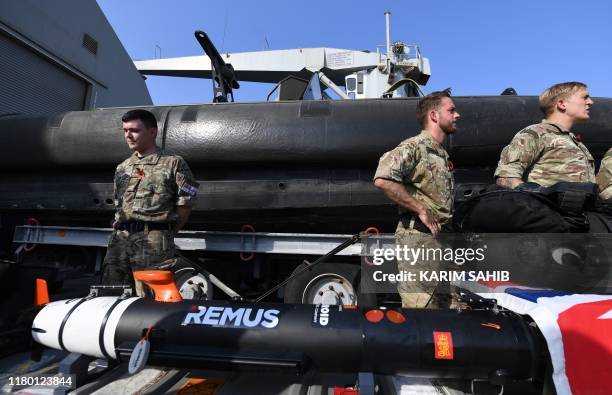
13, 225, 395, 256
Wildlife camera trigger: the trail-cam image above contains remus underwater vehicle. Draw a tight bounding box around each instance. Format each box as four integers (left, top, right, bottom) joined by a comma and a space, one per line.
31, 289, 538, 382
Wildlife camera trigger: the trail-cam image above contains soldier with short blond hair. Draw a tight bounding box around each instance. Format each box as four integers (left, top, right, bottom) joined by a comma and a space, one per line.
495, 82, 595, 189
374, 91, 460, 308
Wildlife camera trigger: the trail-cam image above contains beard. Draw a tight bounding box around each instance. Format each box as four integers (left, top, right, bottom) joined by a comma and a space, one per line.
441, 122, 457, 135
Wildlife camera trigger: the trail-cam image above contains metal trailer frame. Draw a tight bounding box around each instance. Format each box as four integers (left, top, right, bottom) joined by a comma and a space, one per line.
13, 225, 396, 257
12, 225, 396, 304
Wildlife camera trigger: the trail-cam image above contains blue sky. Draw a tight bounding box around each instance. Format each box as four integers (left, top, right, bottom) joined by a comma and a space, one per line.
98, 0, 612, 105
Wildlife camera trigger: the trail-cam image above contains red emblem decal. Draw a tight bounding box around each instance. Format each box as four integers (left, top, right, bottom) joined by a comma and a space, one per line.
433, 331, 454, 360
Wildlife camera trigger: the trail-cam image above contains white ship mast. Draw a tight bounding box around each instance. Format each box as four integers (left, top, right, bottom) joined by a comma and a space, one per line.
134, 12, 430, 100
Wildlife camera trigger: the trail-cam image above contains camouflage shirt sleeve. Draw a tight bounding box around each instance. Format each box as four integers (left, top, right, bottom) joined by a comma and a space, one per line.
112, 161, 130, 223
494, 128, 542, 180
113, 162, 128, 207
174, 157, 200, 206
373, 142, 417, 183
597, 148, 612, 199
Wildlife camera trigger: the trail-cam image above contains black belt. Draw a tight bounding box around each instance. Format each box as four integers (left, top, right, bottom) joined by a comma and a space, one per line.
116, 221, 171, 232
399, 215, 450, 234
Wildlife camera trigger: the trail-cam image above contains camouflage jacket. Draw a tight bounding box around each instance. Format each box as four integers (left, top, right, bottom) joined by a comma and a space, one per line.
114, 147, 199, 223
597, 148, 612, 199
495, 120, 595, 187
374, 131, 454, 224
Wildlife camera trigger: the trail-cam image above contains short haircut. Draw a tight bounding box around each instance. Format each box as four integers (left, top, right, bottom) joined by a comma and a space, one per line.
121, 109, 157, 129
539, 82, 587, 116
416, 91, 451, 128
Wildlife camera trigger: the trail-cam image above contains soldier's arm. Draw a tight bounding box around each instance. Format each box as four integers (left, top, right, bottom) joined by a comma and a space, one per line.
496, 177, 524, 189
174, 206, 192, 232
494, 130, 541, 189
174, 158, 200, 232
373, 144, 440, 235
374, 178, 440, 235
111, 165, 124, 228
597, 148, 612, 199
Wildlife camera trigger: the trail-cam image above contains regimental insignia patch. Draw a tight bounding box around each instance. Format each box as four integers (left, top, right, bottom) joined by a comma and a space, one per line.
180, 183, 199, 196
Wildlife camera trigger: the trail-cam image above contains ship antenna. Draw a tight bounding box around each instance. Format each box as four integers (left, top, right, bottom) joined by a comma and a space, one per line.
384, 11, 391, 62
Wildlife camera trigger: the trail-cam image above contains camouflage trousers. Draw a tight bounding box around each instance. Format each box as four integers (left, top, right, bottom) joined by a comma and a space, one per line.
395, 221, 451, 309
101, 229, 177, 295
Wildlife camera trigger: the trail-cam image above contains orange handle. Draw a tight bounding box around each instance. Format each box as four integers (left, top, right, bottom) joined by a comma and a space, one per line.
133, 270, 182, 302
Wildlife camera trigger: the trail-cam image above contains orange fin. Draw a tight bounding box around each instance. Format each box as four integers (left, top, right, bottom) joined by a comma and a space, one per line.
35, 278, 49, 306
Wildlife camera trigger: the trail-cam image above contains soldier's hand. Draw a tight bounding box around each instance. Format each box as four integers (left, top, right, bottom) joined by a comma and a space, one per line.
418, 209, 440, 236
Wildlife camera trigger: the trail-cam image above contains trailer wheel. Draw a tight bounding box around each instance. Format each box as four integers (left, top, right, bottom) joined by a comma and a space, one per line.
284, 262, 376, 306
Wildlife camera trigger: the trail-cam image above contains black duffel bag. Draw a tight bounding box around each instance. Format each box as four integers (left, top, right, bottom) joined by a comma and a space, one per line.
453, 182, 598, 233
589, 198, 612, 233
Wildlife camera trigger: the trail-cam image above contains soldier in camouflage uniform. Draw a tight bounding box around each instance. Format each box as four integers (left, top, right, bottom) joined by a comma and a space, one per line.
101, 109, 199, 294
597, 148, 612, 200
496, 82, 595, 188
374, 91, 459, 308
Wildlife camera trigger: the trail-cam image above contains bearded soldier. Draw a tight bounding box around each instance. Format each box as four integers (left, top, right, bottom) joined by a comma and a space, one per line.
374, 91, 460, 308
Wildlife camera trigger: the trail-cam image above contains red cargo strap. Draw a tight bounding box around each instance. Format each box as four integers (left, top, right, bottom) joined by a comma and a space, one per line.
240, 224, 256, 262
24, 217, 40, 252
363, 227, 380, 265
